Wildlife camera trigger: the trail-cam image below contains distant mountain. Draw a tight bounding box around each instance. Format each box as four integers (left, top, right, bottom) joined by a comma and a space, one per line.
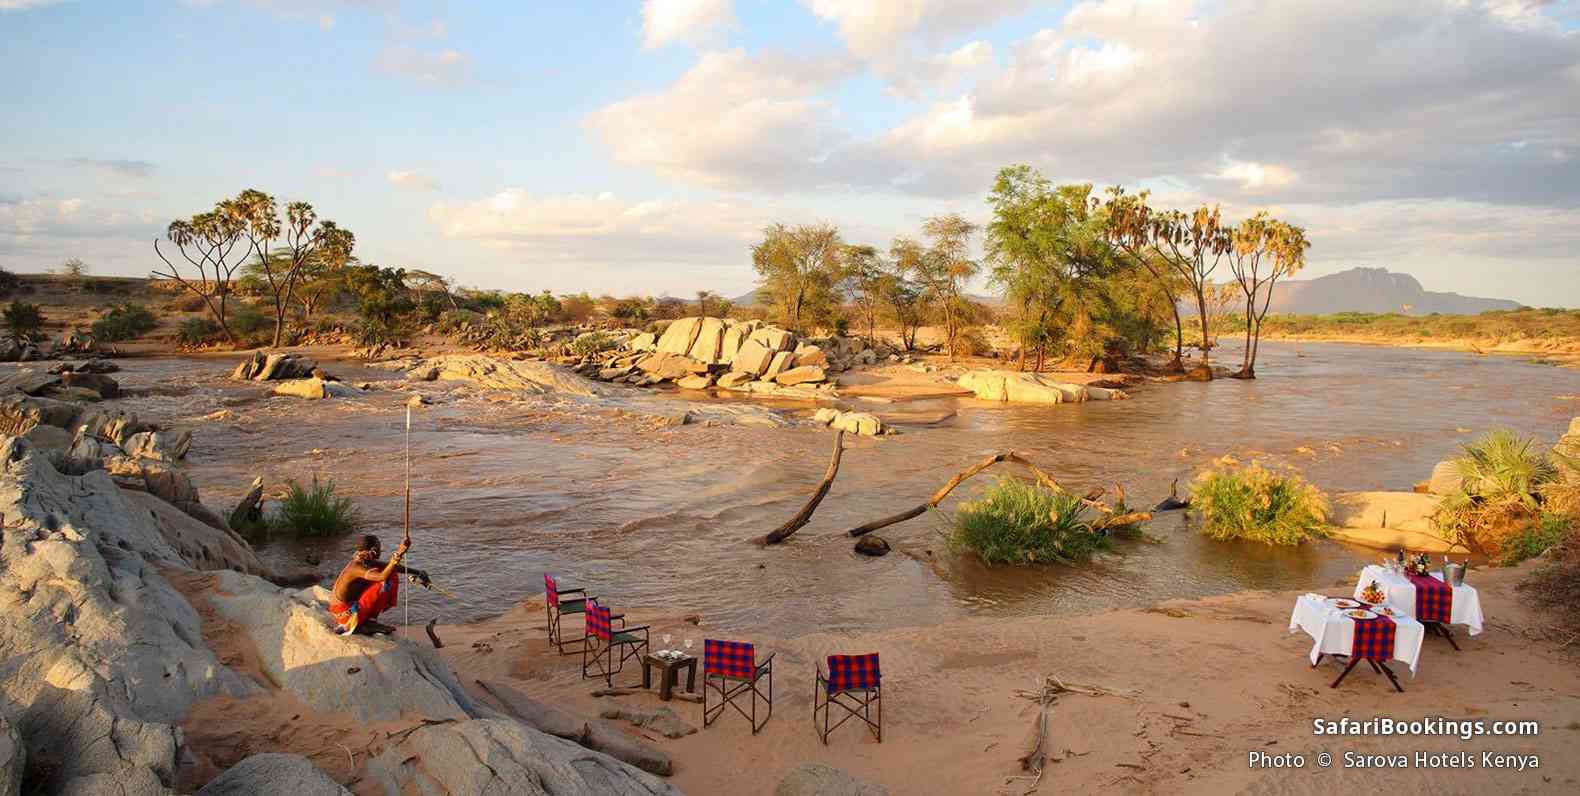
1263, 267, 1521, 315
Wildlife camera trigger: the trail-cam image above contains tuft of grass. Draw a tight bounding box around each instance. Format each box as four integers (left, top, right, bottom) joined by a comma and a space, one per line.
271, 476, 360, 537
949, 476, 1108, 566
1500, 512, 1573, 566
1433, 429, 1563, 559
1191, 462, 1328, 545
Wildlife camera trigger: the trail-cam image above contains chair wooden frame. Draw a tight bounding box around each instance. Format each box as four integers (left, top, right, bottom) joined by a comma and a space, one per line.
580, 600, 649, 687
814, 655, 882, 744
544, 574, 591, 655
701, 640, 774, 735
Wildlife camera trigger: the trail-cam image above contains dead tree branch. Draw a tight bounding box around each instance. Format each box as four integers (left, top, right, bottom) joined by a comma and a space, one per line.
759, 430, 844, 545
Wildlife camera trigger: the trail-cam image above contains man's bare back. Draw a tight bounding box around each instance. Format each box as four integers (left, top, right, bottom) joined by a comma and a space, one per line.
327, 533, 427, 635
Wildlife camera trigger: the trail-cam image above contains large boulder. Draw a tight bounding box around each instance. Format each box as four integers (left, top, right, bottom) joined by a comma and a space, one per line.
121, 429, 192, 462
775, 763, 889, 796
716, 371, 754, 389
59, 372, 119, 399
676, 373, 714, 390
764, 351, 795, 381
720, 323, 748, 364
1553, 417, 1580, 479
775, 365, 826, 386
957, 371, 1128, 404
367, 718, 682, 796
748, 327, 797, 353
732, 340, 776, 377
1426, 460, 1462, 495
686, 317, 728, 364
121, 490, 266, 575
232, 352, 318, 382
794, 345, 829, 368
1329, 491, 1441, 533
637, 352, 700, 381
204, 571, 477, 723
420, 355, 604, 397
0, 437, 259, 794
813, 408, 884, 436
0, 394, 81, 436
271, 378, 362, 400
629, 332, 658, 353
196, 753, 349, 796
655, 317, 703, 356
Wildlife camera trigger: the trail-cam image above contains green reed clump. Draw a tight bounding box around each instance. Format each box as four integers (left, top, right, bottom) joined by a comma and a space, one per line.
271, 476, 360, 537
950, 477, 1108, 566
1191, 462, 1328, 545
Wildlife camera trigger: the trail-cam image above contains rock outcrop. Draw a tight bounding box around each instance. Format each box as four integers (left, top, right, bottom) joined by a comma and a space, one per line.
204, 572, 477, 723
812, 408, 886, 436
1426, 460, 1462, 495
415, 354, 605, 397
231, 352, 319, 382
957, 370, 1129, 404
195, 753, 349, 796
367, 718, 681, 796
0, 713, 23, 796
0, 437, 260, 794
272, 378, 363, 400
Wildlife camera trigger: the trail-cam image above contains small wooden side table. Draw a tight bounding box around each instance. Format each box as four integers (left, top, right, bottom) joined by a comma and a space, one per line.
642, 653, 697, 701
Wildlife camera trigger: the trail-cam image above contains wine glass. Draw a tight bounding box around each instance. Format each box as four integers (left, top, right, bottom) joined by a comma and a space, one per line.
663, 633, 672, 652
683, 639, 694, 655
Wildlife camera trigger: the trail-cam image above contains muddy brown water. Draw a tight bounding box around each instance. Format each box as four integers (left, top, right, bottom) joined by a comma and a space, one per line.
77, 341, 1580, 635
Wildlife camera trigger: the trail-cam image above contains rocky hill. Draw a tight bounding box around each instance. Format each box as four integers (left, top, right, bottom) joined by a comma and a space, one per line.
1263, 267, 1521, 315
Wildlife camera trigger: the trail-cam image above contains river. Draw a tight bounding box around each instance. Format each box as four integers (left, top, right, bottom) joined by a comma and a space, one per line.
95, 341, 1580, 636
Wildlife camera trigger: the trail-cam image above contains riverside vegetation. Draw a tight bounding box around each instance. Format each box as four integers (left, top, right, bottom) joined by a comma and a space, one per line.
1431, 429, 1579, 564
1190, 462, 1330, 545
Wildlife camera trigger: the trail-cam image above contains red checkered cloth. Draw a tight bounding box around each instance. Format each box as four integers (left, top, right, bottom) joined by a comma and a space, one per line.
1407, 573, 1453, 623
544, 574, 562, 608
704, 639, 757, 679
824, 653, 881, 694
585, 600, 612, 641
1350, 615, 1397, 662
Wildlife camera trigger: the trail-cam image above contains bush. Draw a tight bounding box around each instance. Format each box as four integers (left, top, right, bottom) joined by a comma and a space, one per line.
176, 317, 221, 347
271, 476, 359, 537
1433, 429, 1561, 558
1191, 462, 1329, 545
90, 303, 157, 341
569, 332, 614, 357
0, 268, 19, 297
1520, 531, 1580, 631
4, 300, 45, 341
949, 477, 1109, 565
1500, 512, 1572, 566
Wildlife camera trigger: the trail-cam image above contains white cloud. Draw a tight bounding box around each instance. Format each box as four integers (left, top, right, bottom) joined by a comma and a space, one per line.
386, 170, 440, 191
374, 46, 470, 87
1213, 160, 1297, 192
427, 189, 796, 294
643, 0, 736, 49
801, 0, 1031, 58
587, 48, 884, 191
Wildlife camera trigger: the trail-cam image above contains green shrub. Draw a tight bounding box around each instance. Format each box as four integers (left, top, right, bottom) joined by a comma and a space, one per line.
90, 303, 158, 342
0, 268, 19, 297
271, 476, 359, 537
569, 332, 614, 357
1191, 462, 1328, 545
176, 317, 221, 347
949, 477, 1108, 565
1501, 512, 1572, 566
1433, 429, 1561, 558
4, 300, 45, 341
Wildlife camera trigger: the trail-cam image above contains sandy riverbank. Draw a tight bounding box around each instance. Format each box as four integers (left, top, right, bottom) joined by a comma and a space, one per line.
360, 563, 1580, 794
1256, 333, 1580, 368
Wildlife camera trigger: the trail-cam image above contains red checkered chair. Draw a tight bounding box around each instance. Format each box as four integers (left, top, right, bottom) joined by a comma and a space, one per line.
580, 599, 649, 687
544, 574, 592, 654
702, 639, 774, 734
814, 652, 881, 743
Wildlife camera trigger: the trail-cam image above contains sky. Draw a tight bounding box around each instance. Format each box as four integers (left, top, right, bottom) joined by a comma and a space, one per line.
1, 0, 1578, 305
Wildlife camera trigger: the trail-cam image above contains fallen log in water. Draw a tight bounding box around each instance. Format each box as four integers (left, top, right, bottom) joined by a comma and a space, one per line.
759, 430, 844, 545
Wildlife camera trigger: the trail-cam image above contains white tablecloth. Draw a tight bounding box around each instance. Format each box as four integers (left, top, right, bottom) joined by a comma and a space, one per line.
1288, 594, 1425, 674
1352, 565, 1484, 635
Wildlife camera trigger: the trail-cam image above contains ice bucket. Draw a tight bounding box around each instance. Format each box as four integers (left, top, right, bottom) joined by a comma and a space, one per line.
1442, 562, 1465, 587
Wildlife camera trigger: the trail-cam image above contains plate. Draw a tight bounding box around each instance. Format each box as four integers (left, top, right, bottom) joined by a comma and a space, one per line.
1327, 598, 1361, 609
1372, 606, 1399, 617
1345, 609, 1376, 620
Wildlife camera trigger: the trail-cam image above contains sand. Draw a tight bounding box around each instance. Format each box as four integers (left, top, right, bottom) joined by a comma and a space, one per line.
424, 563, 1580, 795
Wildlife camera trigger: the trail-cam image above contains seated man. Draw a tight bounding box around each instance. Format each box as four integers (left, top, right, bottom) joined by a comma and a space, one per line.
329, 534, 430, 635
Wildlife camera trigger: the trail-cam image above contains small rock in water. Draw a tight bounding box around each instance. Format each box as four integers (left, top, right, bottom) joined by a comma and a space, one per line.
854, 536, 891, 557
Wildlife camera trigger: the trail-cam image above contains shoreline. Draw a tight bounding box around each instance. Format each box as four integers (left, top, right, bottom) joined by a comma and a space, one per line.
1253, 333, 1580, 366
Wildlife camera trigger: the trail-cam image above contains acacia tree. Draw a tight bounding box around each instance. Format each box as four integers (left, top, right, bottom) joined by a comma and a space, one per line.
695, 290, 716, 317
844, 244, 885, 344
154, 197, 252, 346
1099, 188, 1187, 372
895, 214, 979, 360
237, 191, 355, 348
879, 272, 926, 351
751, 223, 846, 332
1152, 205, 1232, 375
1229, 219, 1309, 378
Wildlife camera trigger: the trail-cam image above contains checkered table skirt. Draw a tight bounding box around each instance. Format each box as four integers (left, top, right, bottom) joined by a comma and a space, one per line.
1350, 615, 1397, 661
1406, 573, 1453, 623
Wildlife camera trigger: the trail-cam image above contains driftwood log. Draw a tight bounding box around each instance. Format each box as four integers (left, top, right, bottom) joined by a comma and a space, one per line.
760, 430, 844, 545
847, 451, 1149, 537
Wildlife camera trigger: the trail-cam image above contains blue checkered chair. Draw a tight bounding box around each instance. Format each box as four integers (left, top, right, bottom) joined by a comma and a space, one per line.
580, 599, 648, 687
815, 652, 882, 743
702, 639, 774, 734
